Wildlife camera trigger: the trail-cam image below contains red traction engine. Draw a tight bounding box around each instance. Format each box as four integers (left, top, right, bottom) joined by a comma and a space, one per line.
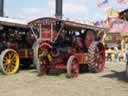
0, 18, 36, 75
30, 17, 106, 78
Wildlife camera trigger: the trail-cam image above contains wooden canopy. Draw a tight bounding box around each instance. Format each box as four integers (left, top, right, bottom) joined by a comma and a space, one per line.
28, 17, 105, 31
0, 17, 28, 28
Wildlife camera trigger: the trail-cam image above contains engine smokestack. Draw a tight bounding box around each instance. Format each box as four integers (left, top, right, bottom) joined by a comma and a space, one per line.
55, 0, 63, 19
0, 0, 4, 17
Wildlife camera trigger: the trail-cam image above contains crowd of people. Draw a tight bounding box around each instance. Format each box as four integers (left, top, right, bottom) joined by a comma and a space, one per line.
106, 47, 128, 63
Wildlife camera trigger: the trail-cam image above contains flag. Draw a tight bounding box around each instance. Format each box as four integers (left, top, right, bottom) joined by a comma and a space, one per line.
97, 0, 109, 8
118, 0, 128, 4
107, 8, 119, 17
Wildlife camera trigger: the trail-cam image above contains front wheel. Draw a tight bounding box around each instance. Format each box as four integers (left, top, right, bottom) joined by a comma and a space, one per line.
0, 49, 20, 75
67, 56, 79, 78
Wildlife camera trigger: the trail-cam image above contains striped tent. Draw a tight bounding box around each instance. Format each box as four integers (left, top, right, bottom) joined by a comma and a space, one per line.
108, 18, 128, 33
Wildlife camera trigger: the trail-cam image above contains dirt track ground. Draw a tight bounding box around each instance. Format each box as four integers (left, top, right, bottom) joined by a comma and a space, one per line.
0, 62, 128, 96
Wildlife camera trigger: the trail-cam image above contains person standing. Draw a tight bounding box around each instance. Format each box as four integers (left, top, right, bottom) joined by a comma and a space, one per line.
125, 48, 128, 78
114, 47, 119, 62
107, 48, 112, 61
125, 48, 128, 64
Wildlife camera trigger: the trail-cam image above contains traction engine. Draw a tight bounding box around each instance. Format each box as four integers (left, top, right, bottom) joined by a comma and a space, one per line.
31, 18, 106, 78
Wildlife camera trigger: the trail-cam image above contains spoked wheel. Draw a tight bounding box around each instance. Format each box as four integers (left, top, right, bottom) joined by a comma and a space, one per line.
33, 42, 51, 76
0, 49, 20, 75
88, 42, 105, 73
67, 56, 79, 78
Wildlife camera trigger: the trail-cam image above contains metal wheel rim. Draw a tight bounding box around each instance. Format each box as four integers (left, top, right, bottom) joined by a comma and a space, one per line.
71, 60, 79, 77
67, 56, 79, 78
0, 49, 19, 75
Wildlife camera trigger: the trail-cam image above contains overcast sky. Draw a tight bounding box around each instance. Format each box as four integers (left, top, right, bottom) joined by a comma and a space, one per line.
4, 0, 128, 22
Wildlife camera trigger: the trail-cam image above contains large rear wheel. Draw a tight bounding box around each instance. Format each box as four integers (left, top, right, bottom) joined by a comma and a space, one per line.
33, 42, 51, 76
0, 49, 20, 75
88, 42, 105, 73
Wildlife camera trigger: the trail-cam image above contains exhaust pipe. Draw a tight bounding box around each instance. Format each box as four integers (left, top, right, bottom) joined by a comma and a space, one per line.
0, 0, 4, 17
55, 0, 63, 19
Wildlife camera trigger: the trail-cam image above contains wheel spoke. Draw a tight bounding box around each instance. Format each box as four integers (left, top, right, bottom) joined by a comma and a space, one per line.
6, 65, 10, 72
9, 64, 15, 72
12, 55, 16, 60
3, 64, 8, 70
71, 60, 79, 77
6, 52, 10, 59
3, 60, 8, 65
11, 53, 15, 59
72, 66, 79, 77
4, 56, 8, 61
11, 60, 16, 65
9, 53, 12, 59
9, 65, 13, 72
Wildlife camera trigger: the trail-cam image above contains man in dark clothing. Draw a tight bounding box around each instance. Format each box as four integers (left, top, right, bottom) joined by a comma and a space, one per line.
126, 48, 128, 64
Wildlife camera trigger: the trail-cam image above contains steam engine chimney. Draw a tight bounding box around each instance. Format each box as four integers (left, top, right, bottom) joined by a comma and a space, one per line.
55, 0, 63, 19
0, 0, 4, 17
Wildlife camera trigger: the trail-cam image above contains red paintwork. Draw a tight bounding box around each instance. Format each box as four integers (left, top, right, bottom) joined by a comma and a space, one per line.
55, 64, 66, 69
18, 49, 27, 57
49, 53, 89, 71
53, 57, 64, 64
41, 30, 51, 41
70, 59, 79, 78
29, 17, 103, 30
27, 50, 33, 57
8, 43, 18, 49
18, 49, 33, 58
75, 53, 89, 64
40, 43, 52, 49
29, 17, 105, 77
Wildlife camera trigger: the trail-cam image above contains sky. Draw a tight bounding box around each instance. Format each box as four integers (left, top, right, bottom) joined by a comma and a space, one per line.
4, 0, 128, 22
